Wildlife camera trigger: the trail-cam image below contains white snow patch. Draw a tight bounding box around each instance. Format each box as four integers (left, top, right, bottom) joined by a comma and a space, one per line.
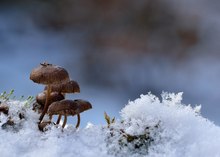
0, 92, 220, 157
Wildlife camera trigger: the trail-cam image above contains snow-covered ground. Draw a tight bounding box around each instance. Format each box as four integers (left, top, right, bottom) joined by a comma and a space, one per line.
1, 92, 220, 157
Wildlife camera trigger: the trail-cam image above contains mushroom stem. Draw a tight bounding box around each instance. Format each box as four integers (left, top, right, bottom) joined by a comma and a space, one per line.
76, 114, 80, 128
62, 115, 67, 128
55, 92, 65, 125
56, 114, 62, 124
39, 84, 51, 123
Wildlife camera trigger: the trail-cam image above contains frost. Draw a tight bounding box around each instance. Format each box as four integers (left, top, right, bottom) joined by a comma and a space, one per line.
0, 92, 220, 157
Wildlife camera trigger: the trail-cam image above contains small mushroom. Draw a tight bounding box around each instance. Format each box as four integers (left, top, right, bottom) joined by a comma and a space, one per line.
0, 103, 9, 115
45, 80, 80, 94
48, 99, 92, 128
36, 91, 65, 109
36, 91, 65, 121
45, 80, 80, 124
30, 62, 70, 123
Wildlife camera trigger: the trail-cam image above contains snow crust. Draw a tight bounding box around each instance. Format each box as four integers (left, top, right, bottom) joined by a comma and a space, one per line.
0, 92, 220, 157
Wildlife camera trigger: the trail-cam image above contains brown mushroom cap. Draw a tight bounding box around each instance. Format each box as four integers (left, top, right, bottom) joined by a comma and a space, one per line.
74, 99, 92, 112
45, 80, 80, 93
0, 103, 9, 115
36, 91, 65, 106
48, 99, 92, 116
30, 63, 70, 85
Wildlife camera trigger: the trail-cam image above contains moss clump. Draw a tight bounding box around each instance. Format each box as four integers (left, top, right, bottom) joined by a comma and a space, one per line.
104, 112, 161, 156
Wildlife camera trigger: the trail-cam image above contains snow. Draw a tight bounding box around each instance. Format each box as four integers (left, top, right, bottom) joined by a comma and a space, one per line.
121, 93, 220, 157
1, 92, 220, 157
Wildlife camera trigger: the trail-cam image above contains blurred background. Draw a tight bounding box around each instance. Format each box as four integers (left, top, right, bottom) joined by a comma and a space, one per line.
0, 0, 220, 126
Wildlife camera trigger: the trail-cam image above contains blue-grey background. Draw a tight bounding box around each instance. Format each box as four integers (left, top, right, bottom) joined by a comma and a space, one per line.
1, 0, 220, 126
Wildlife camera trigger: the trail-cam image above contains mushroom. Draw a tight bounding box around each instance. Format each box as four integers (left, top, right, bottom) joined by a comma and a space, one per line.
45, 80, 80, 94
30, 62, 70, 123
48, 99, 92, 128
36, 91, 65, 108
45, 80, 80, 124
34, 91, 65, 117
0, 103, 9, 115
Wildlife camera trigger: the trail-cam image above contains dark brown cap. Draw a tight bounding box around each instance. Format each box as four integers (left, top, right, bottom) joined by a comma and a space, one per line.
0, 103, 9, 115
30, 63, 70, 85
45, 80, 80, 93
48, 99, 92, 116
36, 91, 65, 106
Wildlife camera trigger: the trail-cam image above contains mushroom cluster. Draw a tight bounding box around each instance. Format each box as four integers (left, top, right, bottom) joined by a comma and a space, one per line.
30, 62, 92, 130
